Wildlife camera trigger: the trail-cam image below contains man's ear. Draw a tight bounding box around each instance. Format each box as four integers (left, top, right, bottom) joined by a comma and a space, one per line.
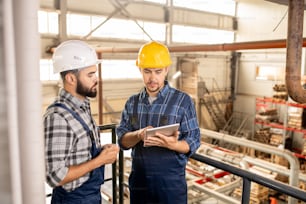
65, 72, 76, 85
165, 67, 169, 74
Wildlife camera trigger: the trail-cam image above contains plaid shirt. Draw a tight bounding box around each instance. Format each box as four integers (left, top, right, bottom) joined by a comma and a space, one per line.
44, 89, 100, 192
117, 81, 201, 163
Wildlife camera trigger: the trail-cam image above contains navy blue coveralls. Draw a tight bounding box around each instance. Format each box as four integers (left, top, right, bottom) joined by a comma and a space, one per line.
50, 103, 105, 204
128, 92, 187, 204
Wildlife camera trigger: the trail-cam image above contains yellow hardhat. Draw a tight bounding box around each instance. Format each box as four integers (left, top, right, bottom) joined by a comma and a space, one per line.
136, 41, 172, 68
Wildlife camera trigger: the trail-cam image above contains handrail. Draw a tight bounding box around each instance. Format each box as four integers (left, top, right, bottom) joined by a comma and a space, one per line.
114, 149, 306, 203
191, 153, 306, 203
98, 123, 124, 204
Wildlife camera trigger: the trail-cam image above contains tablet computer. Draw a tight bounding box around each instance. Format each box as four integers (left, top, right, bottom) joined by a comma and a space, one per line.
145, 123, 180, 138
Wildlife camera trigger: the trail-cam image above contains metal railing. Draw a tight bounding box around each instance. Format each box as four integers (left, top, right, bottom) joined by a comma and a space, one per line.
190, 153, 306, 203
108, 122, 306, 203
115, 151, 306, 203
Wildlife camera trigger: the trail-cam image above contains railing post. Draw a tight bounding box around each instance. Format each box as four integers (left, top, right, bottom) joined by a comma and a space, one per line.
241, 178, 251, 204
99, 124, 119, 204
111, 126, 117, 204
119, 150, 124, 204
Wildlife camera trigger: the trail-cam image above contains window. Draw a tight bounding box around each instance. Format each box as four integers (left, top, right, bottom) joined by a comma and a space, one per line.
38, 11, 58, 34
143, 0, 166, 4
173, 0, 236, 16
67, 14, 94, 36
92, 19, 165, 41
143, 0, 236, 15
102, 60, 141, 79
255, 65, 285, 81
172, 25, 234, 44
40, 59, 59, 81
40, 59, 141, 81
67, 14, 165, 41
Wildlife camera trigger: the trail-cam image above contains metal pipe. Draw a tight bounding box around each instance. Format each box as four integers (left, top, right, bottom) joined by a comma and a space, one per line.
46, 37, 306, 54
285, 0, 306, 103
95, 38, 306, 54
13, 0, 46, 203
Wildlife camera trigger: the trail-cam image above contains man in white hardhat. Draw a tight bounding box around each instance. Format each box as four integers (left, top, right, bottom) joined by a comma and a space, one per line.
44, 40, 119, 204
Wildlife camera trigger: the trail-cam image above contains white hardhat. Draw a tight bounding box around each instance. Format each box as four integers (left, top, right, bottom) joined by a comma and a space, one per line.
52, 40, 102, 74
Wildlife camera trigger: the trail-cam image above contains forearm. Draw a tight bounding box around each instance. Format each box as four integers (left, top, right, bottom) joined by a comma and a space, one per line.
58, 157, 102, 186
169, 140, 190, 154
120, 130, 141, 149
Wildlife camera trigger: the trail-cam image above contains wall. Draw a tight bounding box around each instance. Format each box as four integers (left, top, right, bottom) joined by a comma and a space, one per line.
234, 0, 290, 127
234, 1, 306, 145
233, 50, 287, 131
236, 0, 289, 41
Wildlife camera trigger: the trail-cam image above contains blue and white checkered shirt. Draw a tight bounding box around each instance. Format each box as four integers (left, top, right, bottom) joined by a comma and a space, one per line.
117, 81, 201, 164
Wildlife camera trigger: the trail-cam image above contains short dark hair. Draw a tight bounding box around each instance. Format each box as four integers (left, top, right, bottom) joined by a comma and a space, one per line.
60, 69, 80, 81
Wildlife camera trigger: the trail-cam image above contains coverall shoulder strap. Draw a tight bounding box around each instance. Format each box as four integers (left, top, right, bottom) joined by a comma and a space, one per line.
131, 94, 140, 126
133, 94, 140, 116
164, 89, 180, 114
49, 103, 91, 136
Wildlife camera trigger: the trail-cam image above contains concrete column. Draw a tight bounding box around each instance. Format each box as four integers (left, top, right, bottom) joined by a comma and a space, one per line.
13, 0, 45, 203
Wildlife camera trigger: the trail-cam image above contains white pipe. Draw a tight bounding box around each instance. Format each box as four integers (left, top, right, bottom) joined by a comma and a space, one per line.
13, 0, 45, 203
201, 129, 300, 188
242, 156, 306, 182
190, 179, 241, 204
200, 143, 306, 183
4, 0, 22, 203
199, 145, 243, 166
202, 129, 300, 204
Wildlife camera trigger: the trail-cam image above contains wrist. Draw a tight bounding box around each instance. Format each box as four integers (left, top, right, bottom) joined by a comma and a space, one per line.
136, 130, 142, 140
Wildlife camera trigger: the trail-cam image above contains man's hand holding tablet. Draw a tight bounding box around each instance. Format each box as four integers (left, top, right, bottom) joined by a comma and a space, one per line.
144, 123, 180, 147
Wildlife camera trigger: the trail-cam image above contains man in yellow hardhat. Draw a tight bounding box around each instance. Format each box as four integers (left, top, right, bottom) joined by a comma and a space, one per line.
117, 41, 201, 204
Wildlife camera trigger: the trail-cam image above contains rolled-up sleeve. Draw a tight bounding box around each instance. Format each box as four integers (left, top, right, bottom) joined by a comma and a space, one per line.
180, 102, 201, 157
44, 113, 70, 187
116, 99, 133, 150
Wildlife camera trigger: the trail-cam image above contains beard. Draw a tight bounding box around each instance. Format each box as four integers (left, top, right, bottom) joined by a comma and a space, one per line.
146, 81, 161, 94
76, 80, 97, 98
147, 86, 160, 93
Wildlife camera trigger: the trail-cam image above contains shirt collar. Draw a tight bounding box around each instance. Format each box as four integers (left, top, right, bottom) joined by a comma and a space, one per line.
59, 88, 90, 109
139, 80, 170, 100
